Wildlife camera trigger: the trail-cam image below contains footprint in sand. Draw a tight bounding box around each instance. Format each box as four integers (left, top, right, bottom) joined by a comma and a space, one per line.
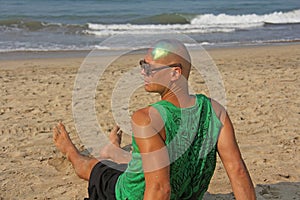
257, 184, 280, 199
48, 157, 70, 172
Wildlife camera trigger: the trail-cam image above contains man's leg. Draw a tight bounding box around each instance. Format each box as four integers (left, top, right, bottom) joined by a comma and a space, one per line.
53, 122, 99, 181
53, 123, 130, 180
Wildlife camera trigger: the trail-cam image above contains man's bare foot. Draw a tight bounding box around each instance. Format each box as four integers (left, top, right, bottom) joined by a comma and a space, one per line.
109, 125, 122, 147
53, 122, 78, 159
99, 125, 131, 163
53, 122, 99, 181
99, 125, 122, 158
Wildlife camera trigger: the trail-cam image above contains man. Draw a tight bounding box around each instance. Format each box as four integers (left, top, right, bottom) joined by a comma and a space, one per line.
53, 39, 256, 199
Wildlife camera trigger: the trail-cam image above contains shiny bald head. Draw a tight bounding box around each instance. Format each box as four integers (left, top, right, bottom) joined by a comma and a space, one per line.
147, 39, 191, 79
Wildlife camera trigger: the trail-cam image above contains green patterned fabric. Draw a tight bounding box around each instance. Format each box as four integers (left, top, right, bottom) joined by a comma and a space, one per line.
115, 94, 222, 200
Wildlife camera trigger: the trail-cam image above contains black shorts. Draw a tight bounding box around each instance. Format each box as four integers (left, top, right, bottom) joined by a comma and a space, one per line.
85, 160, 128, 200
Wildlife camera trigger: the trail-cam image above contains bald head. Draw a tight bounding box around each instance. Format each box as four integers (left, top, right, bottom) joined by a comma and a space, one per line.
147, 39, 192, 79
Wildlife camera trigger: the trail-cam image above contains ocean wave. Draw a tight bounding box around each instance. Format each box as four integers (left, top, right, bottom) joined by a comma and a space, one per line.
85, 23, 236, 36
129, 13, 192, 24
1, 9, 299, 52
85, 9, 300, 36
0, 41, 93, 52
1, 9, 299, 36
0, 19, 87, 34
191, 9, 300, 27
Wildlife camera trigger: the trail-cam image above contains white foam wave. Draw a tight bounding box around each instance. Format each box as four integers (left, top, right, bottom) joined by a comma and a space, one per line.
85, 10, 300, 36
85, 23, 235, 36
191, 9, 300, 26
0, 41, 92, 52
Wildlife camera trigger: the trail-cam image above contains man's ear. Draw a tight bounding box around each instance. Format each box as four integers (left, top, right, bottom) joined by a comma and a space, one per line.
170, 67, 181, 81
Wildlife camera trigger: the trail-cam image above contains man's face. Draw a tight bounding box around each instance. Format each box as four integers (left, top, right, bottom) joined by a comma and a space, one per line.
140, 50, 173, 93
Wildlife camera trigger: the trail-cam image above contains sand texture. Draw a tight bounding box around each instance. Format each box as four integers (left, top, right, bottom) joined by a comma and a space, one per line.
0, 44, 299, 199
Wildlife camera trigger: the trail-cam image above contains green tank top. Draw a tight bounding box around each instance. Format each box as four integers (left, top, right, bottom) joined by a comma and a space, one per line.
115, 94, 222, 200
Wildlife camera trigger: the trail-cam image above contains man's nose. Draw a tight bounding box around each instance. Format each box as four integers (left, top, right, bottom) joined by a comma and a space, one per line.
140, 67, 146, 76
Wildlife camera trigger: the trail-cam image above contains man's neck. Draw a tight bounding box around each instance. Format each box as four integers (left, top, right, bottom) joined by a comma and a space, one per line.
160, 87, 194, 108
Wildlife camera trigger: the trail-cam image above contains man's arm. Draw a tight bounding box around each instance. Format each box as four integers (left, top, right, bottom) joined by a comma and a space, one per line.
217, 111, 256, 200
132, 107, 171, 200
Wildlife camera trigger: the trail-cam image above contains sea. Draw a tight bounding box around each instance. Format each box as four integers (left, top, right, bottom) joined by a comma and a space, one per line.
0, 0, 300, 52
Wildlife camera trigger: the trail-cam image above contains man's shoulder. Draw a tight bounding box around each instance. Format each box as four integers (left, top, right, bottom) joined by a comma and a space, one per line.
207, 97, 227, 124
131, 106, 164, 133
132, 106, 161, 125
132, 107, 150, 123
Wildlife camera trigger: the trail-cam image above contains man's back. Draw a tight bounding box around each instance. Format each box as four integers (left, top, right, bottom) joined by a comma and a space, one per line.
152, 94, 222, 199
116, 94, 222, 199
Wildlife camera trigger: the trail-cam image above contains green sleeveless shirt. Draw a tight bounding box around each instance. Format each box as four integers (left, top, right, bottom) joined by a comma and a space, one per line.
115, 94, 222, 200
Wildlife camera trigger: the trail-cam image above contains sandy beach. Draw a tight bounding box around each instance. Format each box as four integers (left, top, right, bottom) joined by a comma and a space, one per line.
0, 44, 299, 199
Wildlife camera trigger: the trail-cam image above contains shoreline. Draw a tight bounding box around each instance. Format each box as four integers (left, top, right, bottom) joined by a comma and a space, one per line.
1, 41, 300, 61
